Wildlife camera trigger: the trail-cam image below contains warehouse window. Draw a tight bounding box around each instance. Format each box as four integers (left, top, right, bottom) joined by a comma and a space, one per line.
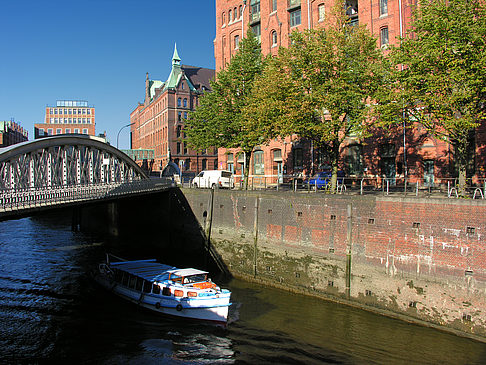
290, 8, 301, 27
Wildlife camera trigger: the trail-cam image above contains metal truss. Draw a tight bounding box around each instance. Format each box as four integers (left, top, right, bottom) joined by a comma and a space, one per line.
0, 135, 147, 190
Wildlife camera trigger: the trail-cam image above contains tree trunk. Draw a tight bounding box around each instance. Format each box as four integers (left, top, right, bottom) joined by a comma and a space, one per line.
458, 163, 467, 196
454, 136, 469, 197
243, 151, 252, 190
330, 142, 340, 193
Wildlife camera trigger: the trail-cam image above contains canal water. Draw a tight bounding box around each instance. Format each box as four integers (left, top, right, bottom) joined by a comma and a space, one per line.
1, 215, 486, 364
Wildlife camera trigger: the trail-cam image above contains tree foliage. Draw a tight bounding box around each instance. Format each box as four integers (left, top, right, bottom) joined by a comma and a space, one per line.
246, 4, 385, 191
186, 31, 265, 187
379, 0, 486, 189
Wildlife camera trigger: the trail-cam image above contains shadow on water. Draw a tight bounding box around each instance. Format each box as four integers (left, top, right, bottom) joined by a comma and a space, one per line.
91, 188, 231, 279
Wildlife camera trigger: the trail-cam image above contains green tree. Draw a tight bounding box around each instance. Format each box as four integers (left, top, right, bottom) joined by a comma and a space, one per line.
186, 31, 265, 189
246, 5, 385, 192
384, 0, 486, 192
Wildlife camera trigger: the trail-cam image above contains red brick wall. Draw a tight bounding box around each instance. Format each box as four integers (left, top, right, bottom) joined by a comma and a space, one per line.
215, 0, 414, 71
182, 189, 486, 337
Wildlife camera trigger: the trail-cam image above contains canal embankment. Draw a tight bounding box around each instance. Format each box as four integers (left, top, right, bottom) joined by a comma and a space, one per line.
179, 188, 486, 341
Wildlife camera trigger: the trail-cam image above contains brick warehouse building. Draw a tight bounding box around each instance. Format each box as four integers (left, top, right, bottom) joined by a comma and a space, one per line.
215, 0, 486, 186
130, 45, 216, 176
0, 120, 28, 147
34, 100, 96, 139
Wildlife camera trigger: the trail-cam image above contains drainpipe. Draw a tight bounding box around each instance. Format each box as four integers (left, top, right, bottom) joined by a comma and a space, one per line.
399, 0, 407, 179
399, 0, 403, 39
242, 1, 247, 37
307, 0, 311, 29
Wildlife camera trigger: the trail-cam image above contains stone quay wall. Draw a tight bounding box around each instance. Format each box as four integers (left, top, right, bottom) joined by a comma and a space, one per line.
180, 188, 486, 340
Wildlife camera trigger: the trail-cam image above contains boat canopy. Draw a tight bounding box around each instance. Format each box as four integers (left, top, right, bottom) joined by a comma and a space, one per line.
110, 259, 177, 282
167, 268, 208, 277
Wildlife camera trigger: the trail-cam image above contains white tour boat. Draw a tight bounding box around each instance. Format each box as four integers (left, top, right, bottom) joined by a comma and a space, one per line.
94, 254, 231, 326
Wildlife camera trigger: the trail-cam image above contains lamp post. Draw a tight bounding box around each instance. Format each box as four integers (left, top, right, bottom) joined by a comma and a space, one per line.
117, 122, 134, 149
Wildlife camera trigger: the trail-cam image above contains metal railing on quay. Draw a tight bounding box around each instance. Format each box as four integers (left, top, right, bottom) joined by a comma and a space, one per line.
184, 173, 486, 200
0, 177, 175, 213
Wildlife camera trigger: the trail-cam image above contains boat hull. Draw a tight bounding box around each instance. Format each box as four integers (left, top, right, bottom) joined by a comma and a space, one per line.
94, 274, 230, 326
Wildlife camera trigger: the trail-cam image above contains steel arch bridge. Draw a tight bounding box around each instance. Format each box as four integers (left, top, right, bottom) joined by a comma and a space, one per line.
0, 135, 174, 219
0, 135, 147, 188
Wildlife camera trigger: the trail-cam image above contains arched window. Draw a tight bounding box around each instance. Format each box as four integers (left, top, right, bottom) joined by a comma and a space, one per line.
380, 26, 389, 47
271, 30, 277, 46
222, 12, 226, 26
253, 150, 264, 175
318, 4, 325, 21
239, 5, 242, 18
234, 7, 237, 20
177, 98, 181, 107
183, 98, 187, 107
229, 10, 232, 22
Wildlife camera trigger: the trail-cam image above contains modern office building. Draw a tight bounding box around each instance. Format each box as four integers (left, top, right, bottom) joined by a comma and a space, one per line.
34, 100, 96, 139
0, 120, 28, 147
130, 45, 216, 176
214, 0, 486, 185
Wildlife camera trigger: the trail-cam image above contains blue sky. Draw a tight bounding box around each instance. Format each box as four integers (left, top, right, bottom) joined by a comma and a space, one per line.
0, 0, 216, 149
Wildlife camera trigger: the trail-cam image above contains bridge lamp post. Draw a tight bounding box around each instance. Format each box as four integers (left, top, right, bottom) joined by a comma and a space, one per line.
117, 122, 135, 149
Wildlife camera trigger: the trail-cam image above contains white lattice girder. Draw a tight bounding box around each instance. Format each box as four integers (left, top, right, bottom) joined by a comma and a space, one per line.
0, 135, 147, 190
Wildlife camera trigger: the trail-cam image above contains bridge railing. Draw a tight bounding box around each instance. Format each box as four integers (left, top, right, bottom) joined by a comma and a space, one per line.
0, 177, 175, 212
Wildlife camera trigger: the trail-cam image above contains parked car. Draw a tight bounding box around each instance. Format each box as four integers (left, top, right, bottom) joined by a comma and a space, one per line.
304, 170, 344, 189
191, 170, 234, 189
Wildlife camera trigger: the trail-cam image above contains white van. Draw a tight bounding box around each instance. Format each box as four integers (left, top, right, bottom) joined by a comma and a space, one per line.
191, 170, 234, 189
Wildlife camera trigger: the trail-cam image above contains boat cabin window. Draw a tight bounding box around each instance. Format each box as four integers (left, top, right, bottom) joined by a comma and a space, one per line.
184, 274, 208, 284
162, 287, 171, 296
121, 272, 129, 287
152, 283, 161, 295
170, 275, 183, 283
128, 275, 137, 289
142, 280, 151, 293
136, 277, 144, 292
115, 269, 123, 282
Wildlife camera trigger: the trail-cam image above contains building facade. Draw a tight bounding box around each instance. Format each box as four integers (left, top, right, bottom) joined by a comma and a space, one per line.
0, 120, 28, 147
214, 0, 486, 186
130, 45, 216, 176
34, 100, 96, 139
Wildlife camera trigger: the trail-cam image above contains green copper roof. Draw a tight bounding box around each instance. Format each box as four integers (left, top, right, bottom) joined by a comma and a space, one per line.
149, 80, 164, 99
163, 43, 196, 91
172, 43, 181, 65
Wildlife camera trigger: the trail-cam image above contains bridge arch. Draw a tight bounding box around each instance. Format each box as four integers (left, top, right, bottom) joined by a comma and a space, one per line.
0, 135, 147, 190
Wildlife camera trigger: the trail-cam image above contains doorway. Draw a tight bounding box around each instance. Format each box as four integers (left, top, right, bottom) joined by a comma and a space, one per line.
424, 160, 434, 187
